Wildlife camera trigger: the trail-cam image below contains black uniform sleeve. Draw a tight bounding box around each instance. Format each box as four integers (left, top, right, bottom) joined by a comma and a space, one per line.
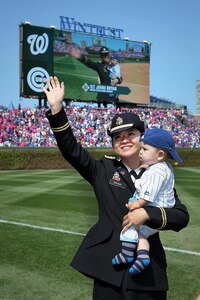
78, 55, 99, 72
144, 188, 189, 232
46, 107, 96, 184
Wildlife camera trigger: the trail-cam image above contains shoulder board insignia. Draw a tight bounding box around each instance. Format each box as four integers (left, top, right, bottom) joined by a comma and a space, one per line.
104, 155, 116, 160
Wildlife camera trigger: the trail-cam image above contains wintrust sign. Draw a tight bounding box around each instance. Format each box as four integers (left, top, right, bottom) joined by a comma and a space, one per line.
60, 16, 124, 39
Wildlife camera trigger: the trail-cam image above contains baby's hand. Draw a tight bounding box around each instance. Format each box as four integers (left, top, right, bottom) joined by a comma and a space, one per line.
126, 202, 136, 211
111, 77, 118, 86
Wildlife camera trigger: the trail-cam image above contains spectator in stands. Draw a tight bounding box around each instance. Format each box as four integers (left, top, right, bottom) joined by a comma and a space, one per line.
0, 104, 199, 148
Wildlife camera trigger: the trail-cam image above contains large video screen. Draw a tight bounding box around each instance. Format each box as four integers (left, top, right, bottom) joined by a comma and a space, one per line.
20, 24, 150, 105
54, 30, 150, 104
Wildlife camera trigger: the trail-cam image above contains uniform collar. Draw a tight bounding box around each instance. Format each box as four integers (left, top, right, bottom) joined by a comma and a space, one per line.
122, 162, 142, 176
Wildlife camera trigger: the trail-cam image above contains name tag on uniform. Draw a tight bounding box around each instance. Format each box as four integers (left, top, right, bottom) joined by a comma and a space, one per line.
109, 179, 126, 189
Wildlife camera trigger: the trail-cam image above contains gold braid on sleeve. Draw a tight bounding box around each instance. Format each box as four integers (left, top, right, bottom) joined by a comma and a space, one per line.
157, 207, 167, 230
51, 122, 70, 132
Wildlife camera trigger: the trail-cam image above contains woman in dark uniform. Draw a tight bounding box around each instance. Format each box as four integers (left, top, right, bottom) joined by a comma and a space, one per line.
42, 76, 189, 300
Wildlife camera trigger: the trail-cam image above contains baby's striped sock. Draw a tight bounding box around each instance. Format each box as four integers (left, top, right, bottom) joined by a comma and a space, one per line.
112, 242, 136, 265
129, 249, 150, 275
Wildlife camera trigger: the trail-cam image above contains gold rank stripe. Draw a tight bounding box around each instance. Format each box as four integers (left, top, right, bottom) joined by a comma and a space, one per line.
51, 122, 70, 132
110, 123, 134, 133
157, 207, 167, 230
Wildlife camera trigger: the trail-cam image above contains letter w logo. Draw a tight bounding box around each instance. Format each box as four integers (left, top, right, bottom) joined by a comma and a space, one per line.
27, 33, 49, 55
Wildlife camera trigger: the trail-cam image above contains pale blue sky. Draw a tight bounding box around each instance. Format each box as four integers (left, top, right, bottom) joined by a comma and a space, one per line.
1, 0, 199, 113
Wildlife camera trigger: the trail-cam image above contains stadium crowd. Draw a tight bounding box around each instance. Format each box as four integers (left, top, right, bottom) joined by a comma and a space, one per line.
0, 105, 199, 148
54, 40, 146, 60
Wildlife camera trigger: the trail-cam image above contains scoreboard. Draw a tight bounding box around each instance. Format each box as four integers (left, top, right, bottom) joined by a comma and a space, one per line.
19, 23, 150, 105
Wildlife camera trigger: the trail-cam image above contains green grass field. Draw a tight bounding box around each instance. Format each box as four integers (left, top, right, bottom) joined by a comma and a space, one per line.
54, 54, 99, 100
0, 168, 199, 300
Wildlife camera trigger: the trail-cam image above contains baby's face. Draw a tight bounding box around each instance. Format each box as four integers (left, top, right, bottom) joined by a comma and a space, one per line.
111, 58, 118, 65
139, 143, 161, 165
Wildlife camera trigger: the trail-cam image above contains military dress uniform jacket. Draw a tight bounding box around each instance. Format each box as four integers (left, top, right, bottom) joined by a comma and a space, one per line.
46, 107, 189, 291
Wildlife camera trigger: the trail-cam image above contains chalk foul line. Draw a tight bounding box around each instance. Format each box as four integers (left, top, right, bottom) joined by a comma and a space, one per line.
0, 219, 85, 236
0, 219, 199, 256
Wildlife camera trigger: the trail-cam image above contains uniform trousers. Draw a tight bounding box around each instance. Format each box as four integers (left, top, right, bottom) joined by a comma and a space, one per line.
93, 271, 167, 300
